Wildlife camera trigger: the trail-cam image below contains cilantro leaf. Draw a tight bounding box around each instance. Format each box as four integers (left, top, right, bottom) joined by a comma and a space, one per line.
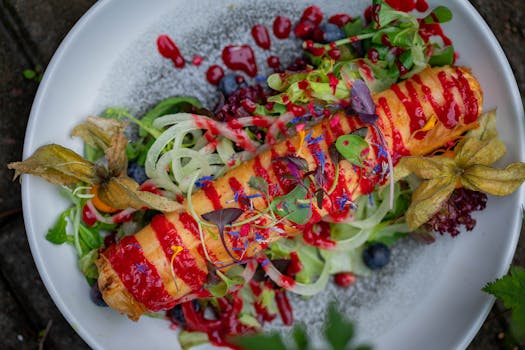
483, 266, 525, 341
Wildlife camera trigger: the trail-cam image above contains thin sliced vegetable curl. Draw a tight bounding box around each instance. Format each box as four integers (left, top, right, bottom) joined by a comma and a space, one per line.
395, 110, 525, 229
8, 116, 183, 212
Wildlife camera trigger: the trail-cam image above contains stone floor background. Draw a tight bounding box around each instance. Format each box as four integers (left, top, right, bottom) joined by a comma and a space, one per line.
0, 0, 523, 349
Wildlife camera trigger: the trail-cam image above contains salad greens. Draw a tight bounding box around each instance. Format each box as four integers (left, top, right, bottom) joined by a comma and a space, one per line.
230, 303, 371, 350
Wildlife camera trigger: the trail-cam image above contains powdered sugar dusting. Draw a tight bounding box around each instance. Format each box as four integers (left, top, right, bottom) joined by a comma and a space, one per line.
265, 237, 454, 346
95, 0, 367, 114
92, 0, 456, 346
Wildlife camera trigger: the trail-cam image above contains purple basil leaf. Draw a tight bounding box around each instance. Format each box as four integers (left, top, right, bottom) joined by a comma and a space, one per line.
202, 208, 245, 263
273, 155, 309, 172
351, 79, 378, 124
201, 208, 244, 234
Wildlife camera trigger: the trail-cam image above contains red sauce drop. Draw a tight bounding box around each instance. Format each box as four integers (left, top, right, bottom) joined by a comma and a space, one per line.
275, 289, 293, 325
377, 97, 411, 163
270, 150, 297, 193
151, 215, 207, 292
453, 68, 479, 124
334, 272, 356, 288
273, 16, 292, 39
82, 204, 97, 226
206, 65, 225, 85
391, 82, 427, 140
192, 55, 204, 66
267, 55, 281, 70
328, 13, 352, 27
104, 236, 176, 311
228, 177, 249, 210
412, 74, 458, 129
253, 155, 278, 196
367, 48, 379, 63
303, 222, 336, 249
385, 0, 429, 12
179, 212, 219, 262
251, 24, 271, 50
157, 34, 185, 68
418, 21, 452, 46
222, 45, 258, 77
286, 252, 303, 275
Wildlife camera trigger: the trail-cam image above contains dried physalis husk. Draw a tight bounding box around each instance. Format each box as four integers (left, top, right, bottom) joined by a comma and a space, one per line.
405, 176, 456, 230
461, 163, 525, 196
394, 155, 456, 181
98, 176, 183, 212
396, 110, 525, 230
8, 117, 184, 213
8, 144, 103, 187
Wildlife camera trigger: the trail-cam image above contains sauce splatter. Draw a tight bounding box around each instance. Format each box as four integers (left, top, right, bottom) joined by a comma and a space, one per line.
157, 34, 185, 68
251, 24, 271, 50
206, 65, 224, 85
222, 45, 258, 77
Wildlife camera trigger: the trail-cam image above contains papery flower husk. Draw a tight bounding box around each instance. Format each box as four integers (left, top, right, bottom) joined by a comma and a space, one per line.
8, 144, 103, 187
98, 176, 184, 212
454, 136, 506, 168
406, 176, 456, 230
394, 155, 456, 181
9, 116, 184, 213
71, 116, 126, 151
460, 163, 525, 196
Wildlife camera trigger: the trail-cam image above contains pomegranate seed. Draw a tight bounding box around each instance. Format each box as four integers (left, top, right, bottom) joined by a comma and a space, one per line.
334, 272, 356, 288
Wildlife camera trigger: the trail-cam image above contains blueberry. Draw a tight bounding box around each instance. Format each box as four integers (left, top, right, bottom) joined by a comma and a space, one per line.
127, 162, 147, 184
317, 23, 346, 43
90, 283, 108, 307
218, 73, 241, 97
168, 305, 186, 325
362, 243, 391, 270
168, 300, 201, 325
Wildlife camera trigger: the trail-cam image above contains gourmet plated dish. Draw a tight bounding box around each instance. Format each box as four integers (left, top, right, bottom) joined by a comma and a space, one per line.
10, 0, 525, 349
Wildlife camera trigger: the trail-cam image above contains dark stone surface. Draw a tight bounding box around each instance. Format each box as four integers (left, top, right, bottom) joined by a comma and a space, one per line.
0, 1, 523, 349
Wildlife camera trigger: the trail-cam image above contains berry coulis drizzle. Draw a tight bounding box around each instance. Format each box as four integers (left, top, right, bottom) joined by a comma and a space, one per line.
152, 1, 455, 344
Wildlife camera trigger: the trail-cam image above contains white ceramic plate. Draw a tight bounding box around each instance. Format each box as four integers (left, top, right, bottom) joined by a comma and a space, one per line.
22, 1, 525, 349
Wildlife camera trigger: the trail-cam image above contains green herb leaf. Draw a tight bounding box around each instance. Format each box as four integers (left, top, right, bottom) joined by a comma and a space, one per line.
292, 324, 309, 350
178, 330, 210, 350
324, 303, 355, 350
230, 332, 287, 350
248, 176, 269, 197
78, 249, 99, 279
483, 266, 525, 341
78, 224, 104, 252
335, 135, 369, 167
423, 6, 453, 24
270, 185, 312, 225
46, 209, 71, 244
139, 96, 202, 137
